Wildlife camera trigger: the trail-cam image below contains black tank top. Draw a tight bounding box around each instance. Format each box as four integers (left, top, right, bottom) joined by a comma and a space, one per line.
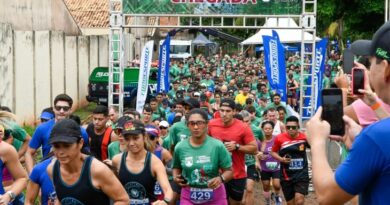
119, 151, 157, 205
87, 123, 106, 160
53, 156, 110, 205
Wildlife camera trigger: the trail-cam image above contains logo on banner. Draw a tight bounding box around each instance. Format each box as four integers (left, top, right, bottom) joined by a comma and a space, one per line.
270, 39, 279, 84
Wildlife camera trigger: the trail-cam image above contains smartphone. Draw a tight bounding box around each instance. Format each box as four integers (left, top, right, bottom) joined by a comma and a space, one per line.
342, 48, 354, 74
352, 67, 365, 95
321, 88, 345, 136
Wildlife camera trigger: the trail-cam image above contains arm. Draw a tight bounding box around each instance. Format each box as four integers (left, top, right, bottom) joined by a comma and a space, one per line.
92, 159, 130, 205
279, 121, 286, 133
162, 149, 172, 165
207, 168, 233, 190
152, 156, 173, 203
237, 140, 257, 155
172, 168, 188, 187
25, 147, 37, 174
24, 181, 40, 205
270, 151, 290, 164
18, 134, 31, 159
0, 144, 28, 204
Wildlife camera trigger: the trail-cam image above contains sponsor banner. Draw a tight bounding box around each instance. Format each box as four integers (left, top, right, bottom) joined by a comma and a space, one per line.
157, 35, 171, 93
136, 41, 154, 113
123, 0, 302, 15
303, 38, 328, 118
262, 30, 287, 102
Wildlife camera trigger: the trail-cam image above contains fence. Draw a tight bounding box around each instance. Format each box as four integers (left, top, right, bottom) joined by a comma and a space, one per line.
0, 23, 109, 124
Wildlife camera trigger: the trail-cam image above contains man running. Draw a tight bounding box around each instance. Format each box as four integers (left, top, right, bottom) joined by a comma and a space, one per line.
25, 94, 89, 173
47, 119, 129, 204
208, 98, 257, 205
271, 116, 309, 205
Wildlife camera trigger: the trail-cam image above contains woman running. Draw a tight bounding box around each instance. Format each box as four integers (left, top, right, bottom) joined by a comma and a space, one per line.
112, 120, 173, 205
172, 108, 233, 205
258, 121, 282, 205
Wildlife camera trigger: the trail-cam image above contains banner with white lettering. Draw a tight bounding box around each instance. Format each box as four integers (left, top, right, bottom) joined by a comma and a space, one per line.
303, 38, 328, 118
157, 35, 171, 93
123, 0, 302, 15
136, 41, 154, 113
262, 30, 287, 102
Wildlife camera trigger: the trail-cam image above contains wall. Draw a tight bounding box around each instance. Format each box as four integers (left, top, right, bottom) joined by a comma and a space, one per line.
0, 24, 109, 124
0, 0, 80, 35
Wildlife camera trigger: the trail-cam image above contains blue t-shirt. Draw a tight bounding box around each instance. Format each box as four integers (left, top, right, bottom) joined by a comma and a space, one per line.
29, 158, 55, 205
29, 119, 89, 157
335, 118, 390, 205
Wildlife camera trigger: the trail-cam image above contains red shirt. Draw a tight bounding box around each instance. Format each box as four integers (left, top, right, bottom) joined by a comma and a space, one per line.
208, 119, 255, 179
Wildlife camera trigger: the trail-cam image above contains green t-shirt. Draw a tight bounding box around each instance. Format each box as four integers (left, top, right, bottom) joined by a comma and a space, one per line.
200, 79, 215, 88
108, 141, 121, 160
5, 121, 27, 151
245, 154, 256, 166
266, 102, 287, 110
323, 76, 331, 89
250, 124, 264, 141
162, 135, 171, 150
172, 136, 232, 188
169, 121, 191, 149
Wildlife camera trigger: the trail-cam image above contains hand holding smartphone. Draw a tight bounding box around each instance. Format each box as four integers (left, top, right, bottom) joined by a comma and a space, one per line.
352, 67, 365, 96
321, 88, 345, 136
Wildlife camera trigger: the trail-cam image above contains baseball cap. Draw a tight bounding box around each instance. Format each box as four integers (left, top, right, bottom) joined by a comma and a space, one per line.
145, 125, 160, 138
49, 119, 82, 144
121, 120, 145, 136
351, 21, 390, 61
220, 98, 235, 110
184, 98, 200, 109
115, 116, 132, 130
193, 92, 201, 97
40, 111, 54, 120
159, 120, 169, 128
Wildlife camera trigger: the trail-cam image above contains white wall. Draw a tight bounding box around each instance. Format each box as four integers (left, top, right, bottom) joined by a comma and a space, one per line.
0, 24, 109, 124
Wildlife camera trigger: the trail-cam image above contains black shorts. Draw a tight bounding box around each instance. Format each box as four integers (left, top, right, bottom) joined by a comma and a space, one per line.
280, 180, 309, 202
170, 180, 181, 194
260, 171, 280, 181
246, 165, 260, 182
225, 178, 246, 201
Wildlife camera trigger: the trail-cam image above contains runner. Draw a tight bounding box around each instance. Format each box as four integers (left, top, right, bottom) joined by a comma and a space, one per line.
46, 119, 129, 204
267, 108, 286, 136
0, 124, 28, 205
258, 121, 282, 205
26, 94, 89, 173
173, 108, 233, 205
87, 105, 116, 161
208, 98, 257, 205
112, 119, 173, 205
271, 116, 309, 205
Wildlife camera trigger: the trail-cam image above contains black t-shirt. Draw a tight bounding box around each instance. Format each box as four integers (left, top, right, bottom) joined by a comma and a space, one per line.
86, 123, 107, 161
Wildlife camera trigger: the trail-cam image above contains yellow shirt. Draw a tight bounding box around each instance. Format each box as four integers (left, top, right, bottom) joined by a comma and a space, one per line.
235, 93, 248, 106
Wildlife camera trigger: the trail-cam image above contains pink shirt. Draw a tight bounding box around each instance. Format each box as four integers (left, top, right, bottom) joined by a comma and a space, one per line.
351, 99, 390, 127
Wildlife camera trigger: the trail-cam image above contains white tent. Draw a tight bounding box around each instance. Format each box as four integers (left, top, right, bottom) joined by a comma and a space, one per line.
240, 18, 321, 45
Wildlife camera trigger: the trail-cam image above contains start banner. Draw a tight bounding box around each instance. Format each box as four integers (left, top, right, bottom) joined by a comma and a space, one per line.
123, 0, 302, 15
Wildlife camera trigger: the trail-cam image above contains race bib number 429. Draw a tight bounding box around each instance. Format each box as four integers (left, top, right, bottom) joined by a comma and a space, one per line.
190, 188, 214, 204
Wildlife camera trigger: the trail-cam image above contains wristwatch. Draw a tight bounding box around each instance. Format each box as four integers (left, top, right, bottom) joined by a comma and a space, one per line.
220, 174, 226, 183
235, 143, 241, 151
6, 191, 16, 202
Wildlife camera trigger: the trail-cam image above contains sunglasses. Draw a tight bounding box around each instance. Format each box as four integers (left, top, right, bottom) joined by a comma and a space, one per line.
159, 126, 168, 130
286, 125, 298, 130
187, 121, 207, 127
54, 105, 71, 112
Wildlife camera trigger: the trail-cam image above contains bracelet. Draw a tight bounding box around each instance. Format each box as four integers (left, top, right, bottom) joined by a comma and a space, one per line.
163, 198, 171, 204
370, 102, 381, 110
219, 174, 226, 183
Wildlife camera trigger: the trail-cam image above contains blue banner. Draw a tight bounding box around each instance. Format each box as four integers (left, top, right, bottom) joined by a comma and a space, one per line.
303, 38, 328, 118
157, 35, 171, 93
262, 30, 287, 102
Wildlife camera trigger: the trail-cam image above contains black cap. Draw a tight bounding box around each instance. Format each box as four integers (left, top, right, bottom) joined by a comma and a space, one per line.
121, 120, 145, 136
115, 116, 132, 129
184, 98, 200, 109
220, 98, 235, 110
49, 119, 82, 144
351, 21, 390, 61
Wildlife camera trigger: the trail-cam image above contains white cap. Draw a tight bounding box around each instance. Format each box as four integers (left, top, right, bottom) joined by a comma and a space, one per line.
159, 121, 169, 128
194, 92, 201, 97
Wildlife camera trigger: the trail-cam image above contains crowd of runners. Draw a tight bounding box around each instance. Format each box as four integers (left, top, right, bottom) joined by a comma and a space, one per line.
0, 21, 390, 205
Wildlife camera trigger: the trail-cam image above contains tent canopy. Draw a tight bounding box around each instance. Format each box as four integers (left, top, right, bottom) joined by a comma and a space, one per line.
241, 18, 321, 45
192, 33, 216, 46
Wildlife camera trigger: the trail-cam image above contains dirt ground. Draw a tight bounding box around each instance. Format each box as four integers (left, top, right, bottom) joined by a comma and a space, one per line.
253, 182, 318, 205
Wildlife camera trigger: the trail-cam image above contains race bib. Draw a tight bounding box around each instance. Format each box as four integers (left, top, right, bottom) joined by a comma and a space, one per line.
266, 162, 279, 170
190, 188, 214, 204
130, 199, 149, 205
154, 182, 162, 195
289, 158, 304, 170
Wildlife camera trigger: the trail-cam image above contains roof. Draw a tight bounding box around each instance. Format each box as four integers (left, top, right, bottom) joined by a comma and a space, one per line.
64, 0, 109, 28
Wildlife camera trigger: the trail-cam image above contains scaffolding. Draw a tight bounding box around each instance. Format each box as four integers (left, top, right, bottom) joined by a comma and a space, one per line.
109, 0, 318, 122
